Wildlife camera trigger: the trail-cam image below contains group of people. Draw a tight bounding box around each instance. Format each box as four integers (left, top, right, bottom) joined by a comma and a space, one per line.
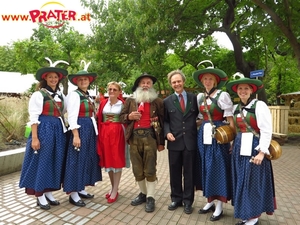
19, 59, 276, 225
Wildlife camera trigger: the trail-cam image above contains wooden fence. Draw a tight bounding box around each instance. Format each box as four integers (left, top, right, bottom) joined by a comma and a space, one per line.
269, 106, 289, 135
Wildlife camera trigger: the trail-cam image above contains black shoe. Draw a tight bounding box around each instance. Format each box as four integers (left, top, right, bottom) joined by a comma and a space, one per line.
210, 211, 223, 221
184, 204, 193, 214
131, 192, 146, 206
45, 196, 60, 206
198, 203, 215, 214
69, 196, 86, 207
168, 201, 183, 210
37, 198, 50, 210
145, 197, 155, 212
78, 192, 94, 199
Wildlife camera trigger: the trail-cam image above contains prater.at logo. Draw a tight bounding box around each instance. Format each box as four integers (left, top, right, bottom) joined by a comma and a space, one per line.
29, 1, 90, 28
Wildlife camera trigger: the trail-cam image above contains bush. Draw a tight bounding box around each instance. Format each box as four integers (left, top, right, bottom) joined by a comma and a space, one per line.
0, 96, 29, 150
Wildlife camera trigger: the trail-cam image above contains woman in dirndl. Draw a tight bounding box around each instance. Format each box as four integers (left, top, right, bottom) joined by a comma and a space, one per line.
192, 60, 234, 221
96, 81, 130, 204
226, 73, 276, 225
63, 61, 102, 207
19, 58, 69, 210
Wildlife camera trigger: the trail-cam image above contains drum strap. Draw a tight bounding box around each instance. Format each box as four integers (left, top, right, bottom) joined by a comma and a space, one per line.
203, 96, 216, 136
239, 107, 260, 138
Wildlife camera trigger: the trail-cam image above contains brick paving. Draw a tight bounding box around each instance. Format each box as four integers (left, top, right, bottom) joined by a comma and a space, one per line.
0, 142, 300, 225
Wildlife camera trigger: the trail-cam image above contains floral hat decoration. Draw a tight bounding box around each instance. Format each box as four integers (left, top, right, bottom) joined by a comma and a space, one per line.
36, 57, 69, 81
192, 60, 228, 89
68, 60, 97, 86
226, 72, 264, 95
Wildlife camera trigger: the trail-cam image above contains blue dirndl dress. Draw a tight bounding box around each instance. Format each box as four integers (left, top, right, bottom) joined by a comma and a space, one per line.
63, 117, 102, 192
19, 115, 66, 195
231, 133, 275, 219
197, 120, 232, 201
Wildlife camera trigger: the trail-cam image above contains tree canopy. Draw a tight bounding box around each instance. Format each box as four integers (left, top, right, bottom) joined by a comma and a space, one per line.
0, 0, 299, 104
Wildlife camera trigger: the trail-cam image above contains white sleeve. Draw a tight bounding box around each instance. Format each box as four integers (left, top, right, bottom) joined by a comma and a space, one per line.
197, 93, 204, 119
254, 101, 272, 154
27, 91, 43, 126
67, 91, 81, 130
217, 91, 233, 117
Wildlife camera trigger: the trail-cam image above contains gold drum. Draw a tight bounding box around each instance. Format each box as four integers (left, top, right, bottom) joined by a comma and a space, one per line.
215, 125, 235, 144
266, 139, 282, 160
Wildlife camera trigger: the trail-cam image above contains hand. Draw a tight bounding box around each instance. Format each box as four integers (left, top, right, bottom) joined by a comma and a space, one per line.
31, 137, 40, 151
157, 145, 165, 152
196, 119, 202, 127
250, 151, 265, 165
128, 111, 142, 121
73, 136, 81, 149
166, 133, 175, 141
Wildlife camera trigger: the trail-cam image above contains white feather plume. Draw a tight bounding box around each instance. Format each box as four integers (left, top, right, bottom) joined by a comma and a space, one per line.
45, 57, 69, 67
197, 60, 214, 69
80, 60, 91, 71
232, 72, 245, 80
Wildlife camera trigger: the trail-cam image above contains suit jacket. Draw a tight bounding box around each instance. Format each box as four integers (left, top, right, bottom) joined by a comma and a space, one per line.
164, 92, 199, 151
119, 97, 164, 146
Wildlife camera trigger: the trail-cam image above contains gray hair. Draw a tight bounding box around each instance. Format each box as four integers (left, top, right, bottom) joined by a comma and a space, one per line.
167, 70, 186, 85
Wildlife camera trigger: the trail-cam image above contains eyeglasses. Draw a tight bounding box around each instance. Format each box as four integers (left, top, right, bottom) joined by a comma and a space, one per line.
108, 88, 119, 92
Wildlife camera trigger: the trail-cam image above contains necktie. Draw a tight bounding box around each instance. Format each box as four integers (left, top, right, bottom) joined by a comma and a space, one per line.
179, 94, 185, 112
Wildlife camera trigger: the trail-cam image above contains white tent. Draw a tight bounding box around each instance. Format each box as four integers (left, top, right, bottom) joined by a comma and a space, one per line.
0, 72, 37, 94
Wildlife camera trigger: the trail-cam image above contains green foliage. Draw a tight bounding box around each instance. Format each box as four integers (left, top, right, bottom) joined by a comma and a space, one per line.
0, 45, 19, 72
0, 0, 299, 104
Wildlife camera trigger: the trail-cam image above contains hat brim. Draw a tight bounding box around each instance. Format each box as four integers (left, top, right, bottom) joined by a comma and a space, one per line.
36, 67, 68, 81
226, 78, 263, 95
68, 73, 97, 86
192, 68, 228, 89
132, 74, 157, 92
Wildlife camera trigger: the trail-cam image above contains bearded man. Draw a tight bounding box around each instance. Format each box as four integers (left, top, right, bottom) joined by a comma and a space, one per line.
120, 73, 164, 213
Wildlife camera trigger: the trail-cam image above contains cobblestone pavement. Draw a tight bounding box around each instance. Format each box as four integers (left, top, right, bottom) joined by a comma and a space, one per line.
0, 143, 300, 225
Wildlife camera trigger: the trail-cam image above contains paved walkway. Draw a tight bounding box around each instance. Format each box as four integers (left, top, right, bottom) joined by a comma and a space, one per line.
0, 142, 300, 225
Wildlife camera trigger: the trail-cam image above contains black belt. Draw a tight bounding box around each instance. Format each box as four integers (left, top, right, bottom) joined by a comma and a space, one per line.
133, 128, 155, 138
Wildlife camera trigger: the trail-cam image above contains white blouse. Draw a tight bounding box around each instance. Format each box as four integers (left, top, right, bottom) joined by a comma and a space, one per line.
197, 90, 234, 119
103, 99, 123, 114
27, 89, 66, 126
66, 91, 96, 130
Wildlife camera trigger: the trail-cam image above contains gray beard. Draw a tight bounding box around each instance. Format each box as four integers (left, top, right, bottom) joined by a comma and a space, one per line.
134, 87, 158, 103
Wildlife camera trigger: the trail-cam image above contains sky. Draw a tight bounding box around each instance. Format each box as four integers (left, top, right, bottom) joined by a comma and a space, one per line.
0, 0, 233, 49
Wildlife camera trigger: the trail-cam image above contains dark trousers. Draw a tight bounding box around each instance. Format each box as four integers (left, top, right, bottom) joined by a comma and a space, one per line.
168, 148, 195, 205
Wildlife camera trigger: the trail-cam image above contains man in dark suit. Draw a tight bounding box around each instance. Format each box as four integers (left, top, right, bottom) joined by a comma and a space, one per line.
163, 70, 199, 214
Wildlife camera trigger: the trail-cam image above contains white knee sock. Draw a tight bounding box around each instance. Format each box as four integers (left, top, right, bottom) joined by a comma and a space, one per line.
70, 192, 81, 202
203, 201, 214, 210
213, 200, 223, 216
79, 190, 88, 195
44, 192, 55, 201
138, 179, 147, 195
246, 218, 258, 225
38, 194, 48, 205
146, 181, 156, 198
